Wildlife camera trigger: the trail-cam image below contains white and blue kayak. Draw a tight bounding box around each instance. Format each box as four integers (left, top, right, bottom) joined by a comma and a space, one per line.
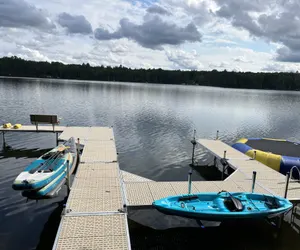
21, 156, 77, 199
153, 191, 293, 220
12, 137, 77, 191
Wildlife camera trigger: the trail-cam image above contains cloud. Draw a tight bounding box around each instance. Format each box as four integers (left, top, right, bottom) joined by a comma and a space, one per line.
58, 12, 93, 34
147, 5, 171, 16
233, 56, 253, 63
262, 63, 300, 72
7, 45, 51, 62
0, 0, 54, 30
166, 49, 203, 70
110, 43, 128, 54
214, 0, 300, 62
94, 15, 202, 49
276, 47, 300, 63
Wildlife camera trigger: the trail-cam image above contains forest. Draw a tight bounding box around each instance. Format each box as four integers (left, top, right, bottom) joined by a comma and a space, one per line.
1, 56, 300, 90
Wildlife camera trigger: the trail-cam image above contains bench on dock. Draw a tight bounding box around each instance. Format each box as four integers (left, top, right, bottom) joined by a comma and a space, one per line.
30, 114, 60, 131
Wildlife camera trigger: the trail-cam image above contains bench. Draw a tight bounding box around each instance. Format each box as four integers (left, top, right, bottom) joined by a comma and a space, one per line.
30, 114, 60, 131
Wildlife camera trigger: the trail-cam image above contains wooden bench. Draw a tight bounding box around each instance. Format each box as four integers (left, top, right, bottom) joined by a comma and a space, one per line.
30, 114, 60, 131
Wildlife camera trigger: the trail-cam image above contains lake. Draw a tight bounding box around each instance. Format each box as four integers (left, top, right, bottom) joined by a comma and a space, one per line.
0, 77, 300, 249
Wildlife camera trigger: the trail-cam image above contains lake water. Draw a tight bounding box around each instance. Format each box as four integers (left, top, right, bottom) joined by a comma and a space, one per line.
0, 78, 300, 249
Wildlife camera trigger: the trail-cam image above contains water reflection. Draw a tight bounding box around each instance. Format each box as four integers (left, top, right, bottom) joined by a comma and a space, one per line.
1, 78, 300, 249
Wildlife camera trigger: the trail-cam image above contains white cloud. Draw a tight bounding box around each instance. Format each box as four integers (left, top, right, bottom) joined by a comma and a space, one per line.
262, 63, 300, 72
0, 0, 298, 72
166, 49, 203, 70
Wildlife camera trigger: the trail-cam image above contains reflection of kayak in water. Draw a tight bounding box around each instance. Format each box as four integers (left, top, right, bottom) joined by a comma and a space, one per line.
232, 138, 300, 178
153, 191, 293, 220
12, 137, 77, 191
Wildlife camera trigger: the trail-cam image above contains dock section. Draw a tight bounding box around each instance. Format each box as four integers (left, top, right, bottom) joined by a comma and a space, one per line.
124, 139, 300, 207
52, 127, 131, 250
125, 180, 272, 207
198, 139, 300, 201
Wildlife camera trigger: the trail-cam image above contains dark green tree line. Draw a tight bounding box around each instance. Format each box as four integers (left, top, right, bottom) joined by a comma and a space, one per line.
1, 56, 300, 90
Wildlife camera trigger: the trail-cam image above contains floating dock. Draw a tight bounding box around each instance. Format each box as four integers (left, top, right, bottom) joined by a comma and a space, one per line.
198, 139, 300, 201
2, 125, 300, 249
52, 127, 131, 250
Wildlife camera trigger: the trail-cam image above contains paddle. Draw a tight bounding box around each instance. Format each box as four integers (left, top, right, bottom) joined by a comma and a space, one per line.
218, 190, 244, 211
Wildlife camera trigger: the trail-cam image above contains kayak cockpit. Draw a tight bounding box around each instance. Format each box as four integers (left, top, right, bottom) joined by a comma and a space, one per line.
224, 196, 244, 212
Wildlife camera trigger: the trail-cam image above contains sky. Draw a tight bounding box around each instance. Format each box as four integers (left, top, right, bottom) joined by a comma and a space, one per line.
1, 0, 300, 72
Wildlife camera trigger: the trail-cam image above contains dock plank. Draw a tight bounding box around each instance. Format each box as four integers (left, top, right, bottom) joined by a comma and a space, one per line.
80, 141, 117, 163
55, 214, 129, 250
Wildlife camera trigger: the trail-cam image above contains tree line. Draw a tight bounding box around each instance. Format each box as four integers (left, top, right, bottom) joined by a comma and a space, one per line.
1, 56, 300, 90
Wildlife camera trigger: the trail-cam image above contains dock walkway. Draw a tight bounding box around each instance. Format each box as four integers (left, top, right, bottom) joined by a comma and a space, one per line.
52, 127, 131, 250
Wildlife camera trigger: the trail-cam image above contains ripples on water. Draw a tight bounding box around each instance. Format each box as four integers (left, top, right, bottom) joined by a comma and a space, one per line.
1, 78, 300, 249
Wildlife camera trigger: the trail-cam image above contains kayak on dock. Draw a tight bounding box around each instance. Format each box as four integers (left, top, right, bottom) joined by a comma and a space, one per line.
12, 137, 77, 191
153, 191, 292, 221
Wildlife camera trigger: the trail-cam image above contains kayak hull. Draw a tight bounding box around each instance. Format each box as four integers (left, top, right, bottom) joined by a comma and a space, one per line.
12, 138, 77, 191
22, 150, 78, 199
153, 192, 293, 221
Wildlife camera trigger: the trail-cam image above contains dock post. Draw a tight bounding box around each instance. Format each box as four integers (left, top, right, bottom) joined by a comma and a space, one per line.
251, 171, 257, 193
216, 130, 219, 140
77, 138, 80, 161
66, 160, 70, 194
223, 150, 227, 159
213, 157, 217, 167
2, 132, 5, 146
56, 132, 59, 146
284, 172, 290, 198
188, 169, 192, 194
221, 164, 225, 181
191, 130, 197, 167
77, 138, 80, 153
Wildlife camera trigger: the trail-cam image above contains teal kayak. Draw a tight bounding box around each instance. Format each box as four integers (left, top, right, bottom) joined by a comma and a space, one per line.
12, 137, 77, 191
152, 191, 293, 220
21, 138, 78, 199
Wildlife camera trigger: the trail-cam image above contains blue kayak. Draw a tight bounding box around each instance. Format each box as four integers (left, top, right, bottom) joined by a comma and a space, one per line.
152, 191, 293, 220
12, 137, 77, 191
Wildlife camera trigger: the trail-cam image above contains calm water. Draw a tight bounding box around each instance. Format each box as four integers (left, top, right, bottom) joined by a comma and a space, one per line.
0, 78, 300, 249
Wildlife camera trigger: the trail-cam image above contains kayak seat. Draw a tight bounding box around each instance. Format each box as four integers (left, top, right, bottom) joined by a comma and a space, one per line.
224, 197, 244, 212
264, 196, 281, 209
43, 169, 53, 173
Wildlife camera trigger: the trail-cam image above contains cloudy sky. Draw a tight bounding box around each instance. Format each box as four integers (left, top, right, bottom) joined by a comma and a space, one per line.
1, 0, 300, 72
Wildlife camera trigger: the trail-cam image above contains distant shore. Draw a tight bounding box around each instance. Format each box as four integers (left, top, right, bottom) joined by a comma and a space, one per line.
1, 56, 300, 91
